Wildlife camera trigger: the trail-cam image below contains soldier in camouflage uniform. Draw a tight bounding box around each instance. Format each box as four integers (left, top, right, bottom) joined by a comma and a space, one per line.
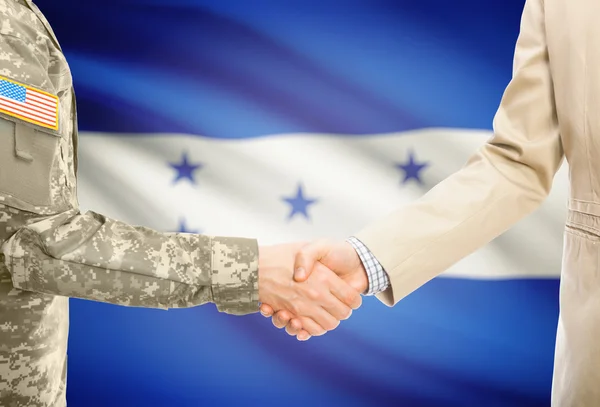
0, 1, 362, 405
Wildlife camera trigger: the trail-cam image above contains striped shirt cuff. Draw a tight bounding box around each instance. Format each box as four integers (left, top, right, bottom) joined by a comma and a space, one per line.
346, 236, 390, 296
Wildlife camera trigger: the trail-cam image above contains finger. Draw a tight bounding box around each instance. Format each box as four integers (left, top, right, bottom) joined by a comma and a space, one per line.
290, 317, 304, 332
327, 273, 362, 310
260, 304, 274, 317
319, 292, 354, 321
302, 304, 340, 332
271, 310, 293, 329
296, 330, 312, 341
285, 318, 303, 336
312, 263, 360, 316
297, 316, 327, 337
294, 240, 331, 282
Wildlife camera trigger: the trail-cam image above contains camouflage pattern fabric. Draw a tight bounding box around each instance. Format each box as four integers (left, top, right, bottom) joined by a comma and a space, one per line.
0, 1, 259, 405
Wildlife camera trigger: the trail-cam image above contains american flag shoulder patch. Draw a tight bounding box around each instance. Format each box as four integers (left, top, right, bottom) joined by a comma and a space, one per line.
0, 75, 59, 131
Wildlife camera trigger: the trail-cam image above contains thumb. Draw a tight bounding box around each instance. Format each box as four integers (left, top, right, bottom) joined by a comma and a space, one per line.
294, 240, 330, 282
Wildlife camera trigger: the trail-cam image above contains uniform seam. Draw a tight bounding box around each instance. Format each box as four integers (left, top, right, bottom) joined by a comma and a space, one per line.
209, 236, 218, 305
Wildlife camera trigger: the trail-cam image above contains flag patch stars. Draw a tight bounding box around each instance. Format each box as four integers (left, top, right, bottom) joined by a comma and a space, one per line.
282, 183, 318, 221
396, 150, 429, 185
169, 152, 202, 184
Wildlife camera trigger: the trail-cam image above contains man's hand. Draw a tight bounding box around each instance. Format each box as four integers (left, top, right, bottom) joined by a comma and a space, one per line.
260, 240, 368, 340
258, 242, 362, 338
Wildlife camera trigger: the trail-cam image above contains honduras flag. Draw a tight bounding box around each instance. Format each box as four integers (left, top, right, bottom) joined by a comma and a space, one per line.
36, 0, 563, 406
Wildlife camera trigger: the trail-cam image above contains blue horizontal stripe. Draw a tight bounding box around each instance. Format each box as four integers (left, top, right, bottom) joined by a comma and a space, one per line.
36, 0, 524, 138
66, 277, 559, 407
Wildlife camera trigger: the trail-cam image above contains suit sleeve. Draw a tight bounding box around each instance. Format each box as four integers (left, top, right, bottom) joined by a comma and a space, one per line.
1, 210, 259, 314
355, 0, 564, 306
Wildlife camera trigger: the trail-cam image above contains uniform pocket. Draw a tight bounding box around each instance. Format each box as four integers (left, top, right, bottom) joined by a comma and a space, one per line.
0, 116, 63, 212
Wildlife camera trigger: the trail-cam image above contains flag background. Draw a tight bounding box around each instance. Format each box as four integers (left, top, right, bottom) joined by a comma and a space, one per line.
33, 1, 564, 406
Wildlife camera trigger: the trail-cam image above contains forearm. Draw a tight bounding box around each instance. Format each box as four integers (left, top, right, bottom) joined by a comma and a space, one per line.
357, 0, 562, 306
1, 209, 259, 314
356, 143, 561, 306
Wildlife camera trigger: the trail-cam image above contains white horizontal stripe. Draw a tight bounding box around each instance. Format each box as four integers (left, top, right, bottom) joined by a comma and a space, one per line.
24, 96, 57, 113
14, 96, 56, 117
27, 90, 56, 105
0, 95, 56, 121
76, 128, 568, 280
0, 96, 56, 120
0, 99, 55, 126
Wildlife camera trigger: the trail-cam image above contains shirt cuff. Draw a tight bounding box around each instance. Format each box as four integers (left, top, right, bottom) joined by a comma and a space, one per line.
346, 236, 390, 296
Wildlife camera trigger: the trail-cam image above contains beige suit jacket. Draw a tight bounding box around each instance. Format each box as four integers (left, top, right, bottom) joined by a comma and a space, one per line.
356, 0, 598, 405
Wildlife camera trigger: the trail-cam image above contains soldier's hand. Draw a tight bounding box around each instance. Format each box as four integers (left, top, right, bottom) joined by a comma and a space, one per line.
258, 243, 362, 339
260, 239, 368, 340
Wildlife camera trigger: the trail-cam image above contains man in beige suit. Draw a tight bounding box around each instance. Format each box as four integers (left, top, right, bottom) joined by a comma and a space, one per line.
260, 0, 595, 404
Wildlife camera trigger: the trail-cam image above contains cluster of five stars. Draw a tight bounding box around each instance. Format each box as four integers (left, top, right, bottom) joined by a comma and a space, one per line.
168, 150, 429, 232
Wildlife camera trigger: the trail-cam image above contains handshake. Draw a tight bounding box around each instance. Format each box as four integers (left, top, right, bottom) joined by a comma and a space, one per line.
257, 239, 369, 341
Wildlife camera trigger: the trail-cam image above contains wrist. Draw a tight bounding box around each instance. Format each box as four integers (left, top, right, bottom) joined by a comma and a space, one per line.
257, 245, 273, 303
257, 242, 305, 303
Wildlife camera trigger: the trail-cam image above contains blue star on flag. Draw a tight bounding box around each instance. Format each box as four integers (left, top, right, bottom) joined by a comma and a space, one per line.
177, 218, 200, 234
396, 150, 429, 184
282, 183, 318, 220
169, 152, 202, 184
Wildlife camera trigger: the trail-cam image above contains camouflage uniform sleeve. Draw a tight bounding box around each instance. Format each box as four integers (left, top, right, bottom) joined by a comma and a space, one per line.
1, 209, 259, 314
0, 2, 259, 315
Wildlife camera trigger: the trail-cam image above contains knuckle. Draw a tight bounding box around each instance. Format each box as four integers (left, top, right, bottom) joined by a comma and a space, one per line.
344, 292, 358, 306
289, 302, 302, 316
306, 288, 320, 301
291, 319, 303, 330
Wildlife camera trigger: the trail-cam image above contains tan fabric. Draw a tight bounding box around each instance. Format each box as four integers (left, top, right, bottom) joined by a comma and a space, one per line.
0, 1, 259, 405
356, 0, 600, 405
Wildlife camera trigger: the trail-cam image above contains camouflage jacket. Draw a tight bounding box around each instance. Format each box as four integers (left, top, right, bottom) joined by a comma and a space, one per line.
0, 1, 259, 405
